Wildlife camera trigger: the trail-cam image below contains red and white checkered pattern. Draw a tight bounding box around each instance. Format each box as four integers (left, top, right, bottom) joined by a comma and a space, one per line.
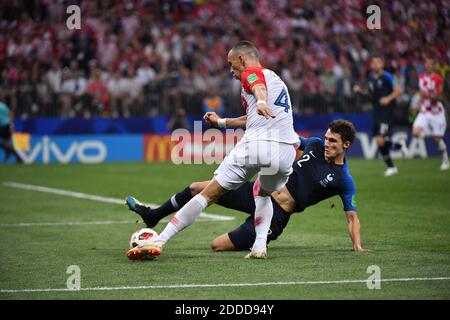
418, 72, 444, 115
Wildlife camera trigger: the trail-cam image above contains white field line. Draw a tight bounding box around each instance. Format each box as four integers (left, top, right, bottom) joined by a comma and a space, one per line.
1, 277, 450, 294
0, 217, 215, 228
2, 181, 234, 222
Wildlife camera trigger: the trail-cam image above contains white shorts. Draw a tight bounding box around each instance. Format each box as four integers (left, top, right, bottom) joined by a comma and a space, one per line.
413, 112, 447, 137
214, 140, 296, 192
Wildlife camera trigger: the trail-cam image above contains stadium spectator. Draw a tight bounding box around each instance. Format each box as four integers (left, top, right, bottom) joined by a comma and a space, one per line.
202, 87, 225, 117
16, 69, 35, 118
107, 69, 124, 118
35, 70, 52, 116
86, 67, 109, 118
0, 0, 448, 118
167, 107, 189, 132
60, 69, 87, 117
118, 65, 144, 117
46, 61, 62, 96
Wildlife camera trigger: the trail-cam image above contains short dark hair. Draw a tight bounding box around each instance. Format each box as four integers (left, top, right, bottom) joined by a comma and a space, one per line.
371, 53, 384, 60
231, 40, 259, 59
328, 119, 356, 145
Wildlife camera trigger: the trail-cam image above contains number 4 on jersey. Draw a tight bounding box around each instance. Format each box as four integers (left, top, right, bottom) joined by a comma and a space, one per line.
274, 88, 291, 113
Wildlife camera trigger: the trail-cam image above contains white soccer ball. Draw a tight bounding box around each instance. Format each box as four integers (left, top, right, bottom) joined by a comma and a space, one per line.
129, 228, 159, 249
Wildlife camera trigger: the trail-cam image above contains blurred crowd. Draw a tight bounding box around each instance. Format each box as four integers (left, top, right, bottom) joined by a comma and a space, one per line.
0, 0, 449, 120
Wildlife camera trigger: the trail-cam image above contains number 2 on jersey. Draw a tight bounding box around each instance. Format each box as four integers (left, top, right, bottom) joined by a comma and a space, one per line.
274, 88, 290, 113
297, 151, 315, 167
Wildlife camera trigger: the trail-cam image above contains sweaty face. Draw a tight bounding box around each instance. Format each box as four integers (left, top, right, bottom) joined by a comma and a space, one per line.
324, 129, 346, 161
370, 58, 384, 73
227, 50, 245, 80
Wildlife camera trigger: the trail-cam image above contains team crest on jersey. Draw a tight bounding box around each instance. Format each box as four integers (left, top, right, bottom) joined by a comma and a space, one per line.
320, 174, 335, 188
377, 79, 383, 87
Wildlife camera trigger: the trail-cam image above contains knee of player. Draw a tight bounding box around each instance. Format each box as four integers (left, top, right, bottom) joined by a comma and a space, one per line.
412, 128, 421, 137
189, 182, 202, 196
211, 234, 234, 252
376, 137, 385, 146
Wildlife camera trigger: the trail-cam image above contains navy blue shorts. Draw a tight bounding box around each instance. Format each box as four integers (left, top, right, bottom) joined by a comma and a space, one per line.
372, 120, 392, 137
217, 182, 291, 251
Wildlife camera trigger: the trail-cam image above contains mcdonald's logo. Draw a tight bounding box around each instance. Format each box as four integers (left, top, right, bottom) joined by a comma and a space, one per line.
12, 132, 31, 152
144, 135, 174, 162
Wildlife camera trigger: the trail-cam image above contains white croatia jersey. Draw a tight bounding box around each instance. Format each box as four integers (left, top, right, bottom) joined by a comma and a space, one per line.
240, 66, 299, 145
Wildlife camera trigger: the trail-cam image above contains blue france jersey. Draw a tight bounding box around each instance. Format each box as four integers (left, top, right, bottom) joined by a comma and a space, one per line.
284, 137, 357, 213
368, 71, 396, 121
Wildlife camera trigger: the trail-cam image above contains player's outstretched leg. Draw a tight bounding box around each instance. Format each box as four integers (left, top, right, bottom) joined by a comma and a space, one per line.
125, 186, 194, 227
136, 180, 223, 258
126, 196, 159, 227
126, 193, 208, 260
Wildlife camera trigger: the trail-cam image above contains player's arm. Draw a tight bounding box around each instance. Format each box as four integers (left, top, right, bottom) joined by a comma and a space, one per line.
380, 85, 402, 106
340, 176, 367, 252
345, 210, 366, 252
380, 73, 402, 106
352, 84, 370, 96
203, 112, 247, 129
251, 83, 274, 119
241, 68, 274, 118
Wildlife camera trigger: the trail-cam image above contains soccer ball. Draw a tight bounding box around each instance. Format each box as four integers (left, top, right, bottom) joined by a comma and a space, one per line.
129, 228, 159, 249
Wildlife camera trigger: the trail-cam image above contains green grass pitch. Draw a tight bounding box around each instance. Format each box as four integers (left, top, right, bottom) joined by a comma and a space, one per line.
0, 159, 449, 299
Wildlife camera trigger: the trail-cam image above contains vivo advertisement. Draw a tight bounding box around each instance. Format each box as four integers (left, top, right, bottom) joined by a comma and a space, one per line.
10, 135, 143, 164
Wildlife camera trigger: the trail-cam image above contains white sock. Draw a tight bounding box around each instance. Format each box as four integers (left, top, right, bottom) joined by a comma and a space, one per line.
252, 196, 273, 252
156, 194, 208, 243
438, 140, 448, 163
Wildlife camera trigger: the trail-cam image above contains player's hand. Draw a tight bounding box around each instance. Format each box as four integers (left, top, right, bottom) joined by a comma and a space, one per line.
380, 96, 391, 106
256, 103, 275, 119
203, 112, 220, 126
353, 84, 361, 93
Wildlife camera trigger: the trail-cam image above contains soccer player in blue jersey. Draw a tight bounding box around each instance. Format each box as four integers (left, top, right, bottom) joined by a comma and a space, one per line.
354, 55, 404, 177
126, 119, 366, 254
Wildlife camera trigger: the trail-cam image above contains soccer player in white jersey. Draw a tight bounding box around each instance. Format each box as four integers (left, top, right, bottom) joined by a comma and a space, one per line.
412, 57, 448, 170
126, 40, 299, 259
